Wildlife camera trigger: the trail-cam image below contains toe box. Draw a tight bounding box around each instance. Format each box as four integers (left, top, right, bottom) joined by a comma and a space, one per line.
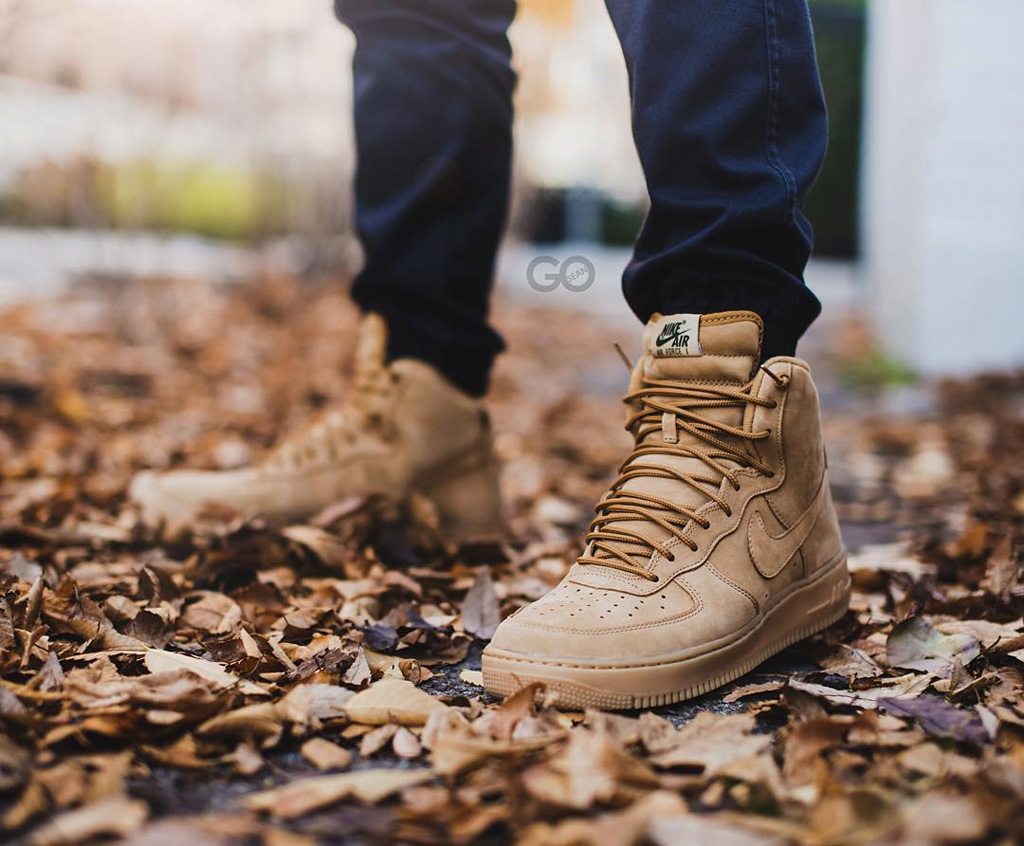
485, 576, 701, 666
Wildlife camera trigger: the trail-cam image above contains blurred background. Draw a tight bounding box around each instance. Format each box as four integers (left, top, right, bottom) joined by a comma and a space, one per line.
1, 0, 1022, 376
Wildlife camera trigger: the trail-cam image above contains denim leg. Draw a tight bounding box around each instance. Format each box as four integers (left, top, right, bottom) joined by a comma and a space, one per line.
604, 0, 828, 359
335, 0, 516, 396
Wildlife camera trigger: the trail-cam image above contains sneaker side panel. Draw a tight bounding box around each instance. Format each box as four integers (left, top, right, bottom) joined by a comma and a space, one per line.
763, 358, 845, 574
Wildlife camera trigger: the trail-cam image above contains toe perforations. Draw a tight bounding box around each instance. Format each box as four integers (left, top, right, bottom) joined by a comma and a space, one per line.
513, 580, 692, 631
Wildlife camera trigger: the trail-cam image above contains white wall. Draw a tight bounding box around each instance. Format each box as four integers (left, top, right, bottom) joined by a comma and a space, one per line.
863, 0, 1024, 375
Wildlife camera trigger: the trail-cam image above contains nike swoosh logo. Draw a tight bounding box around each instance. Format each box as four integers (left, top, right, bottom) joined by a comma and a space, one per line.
747, 477, 828, 579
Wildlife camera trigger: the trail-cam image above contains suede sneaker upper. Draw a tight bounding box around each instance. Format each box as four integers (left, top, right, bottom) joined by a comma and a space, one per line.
130, 314, 504, 541
483, 310, 848, 710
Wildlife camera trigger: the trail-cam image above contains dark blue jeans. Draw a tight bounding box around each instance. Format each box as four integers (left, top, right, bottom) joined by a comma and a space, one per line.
335, 0, 827, 396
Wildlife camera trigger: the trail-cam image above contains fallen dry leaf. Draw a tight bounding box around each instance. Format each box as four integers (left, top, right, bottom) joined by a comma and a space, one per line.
27, 796, 148, 845
144, 649, 266, 696
197, 703, 283, 746
343, 677, 447, 726
887, 616, 981, 678
462, 567, 500, 639
245, 769, 433, 818
648, 814, 785, 846
646, 712, 769, 774
274, 683, 353, 729
300, 738, 353, 771
878, 695, 989, 746
1, 278, 1021, 844
787, 674, 932, 710
523, 728, 659, 810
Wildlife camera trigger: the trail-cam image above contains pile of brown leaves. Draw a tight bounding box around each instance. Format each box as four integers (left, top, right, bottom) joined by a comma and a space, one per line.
1, 277, 1022, 845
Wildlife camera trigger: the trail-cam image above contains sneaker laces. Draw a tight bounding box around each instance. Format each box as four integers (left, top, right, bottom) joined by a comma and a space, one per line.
264, 364, 398, 471
578, 367, 788, 581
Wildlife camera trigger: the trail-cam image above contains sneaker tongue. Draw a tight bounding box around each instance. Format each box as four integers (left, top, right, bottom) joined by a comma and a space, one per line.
636, 310, 765, 483
356, 313, 388, 375
642, 311, 763, 383
350, 313, 393, 418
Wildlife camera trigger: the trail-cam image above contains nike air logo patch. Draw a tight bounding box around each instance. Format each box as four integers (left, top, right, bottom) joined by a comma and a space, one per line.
648, 314, 703, 358
656, 323, 690, 348
747, 477, 828, 579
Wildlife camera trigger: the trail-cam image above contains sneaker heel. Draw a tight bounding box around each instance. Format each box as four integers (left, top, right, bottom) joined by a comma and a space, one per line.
418, 449, 505, 544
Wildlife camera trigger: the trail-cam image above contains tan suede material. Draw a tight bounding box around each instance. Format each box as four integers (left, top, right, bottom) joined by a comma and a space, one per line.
488, 562, 765, 664
131, 314, 503, 540
799, 487, 844, 574
484, 311, 847, 686
643, 311, 763, 383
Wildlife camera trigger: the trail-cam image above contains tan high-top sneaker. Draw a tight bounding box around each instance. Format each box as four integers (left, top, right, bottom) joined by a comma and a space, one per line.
130, 314, 504, 542
483, 311, 848, 710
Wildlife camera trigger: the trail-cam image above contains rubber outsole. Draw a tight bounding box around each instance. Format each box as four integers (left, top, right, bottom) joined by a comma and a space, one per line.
481, 553, 850, 711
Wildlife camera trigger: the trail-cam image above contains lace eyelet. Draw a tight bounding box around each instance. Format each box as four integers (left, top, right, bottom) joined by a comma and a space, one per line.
700, 520, 711, 530
768, 401, 778, 409
650, 574, 660, 583
766, 471, 775, 479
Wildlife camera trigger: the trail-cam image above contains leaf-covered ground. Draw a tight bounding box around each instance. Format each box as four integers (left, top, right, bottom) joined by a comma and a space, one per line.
1, 277, 1022, 845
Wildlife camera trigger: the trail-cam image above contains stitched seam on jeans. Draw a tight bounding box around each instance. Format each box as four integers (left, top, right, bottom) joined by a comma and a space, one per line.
763, 0, 797, 225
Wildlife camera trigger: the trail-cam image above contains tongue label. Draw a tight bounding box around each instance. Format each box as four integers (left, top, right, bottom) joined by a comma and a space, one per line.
651, 314, 703, 357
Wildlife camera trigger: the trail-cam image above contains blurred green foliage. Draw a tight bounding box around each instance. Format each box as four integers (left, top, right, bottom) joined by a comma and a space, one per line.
0, 157, 291, 242
837, 347, 918, 391
97, 162, 280, 242
601, 201, 647, 248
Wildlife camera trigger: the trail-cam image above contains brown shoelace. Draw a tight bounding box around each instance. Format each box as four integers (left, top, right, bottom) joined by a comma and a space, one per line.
578, 367, 788, 581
